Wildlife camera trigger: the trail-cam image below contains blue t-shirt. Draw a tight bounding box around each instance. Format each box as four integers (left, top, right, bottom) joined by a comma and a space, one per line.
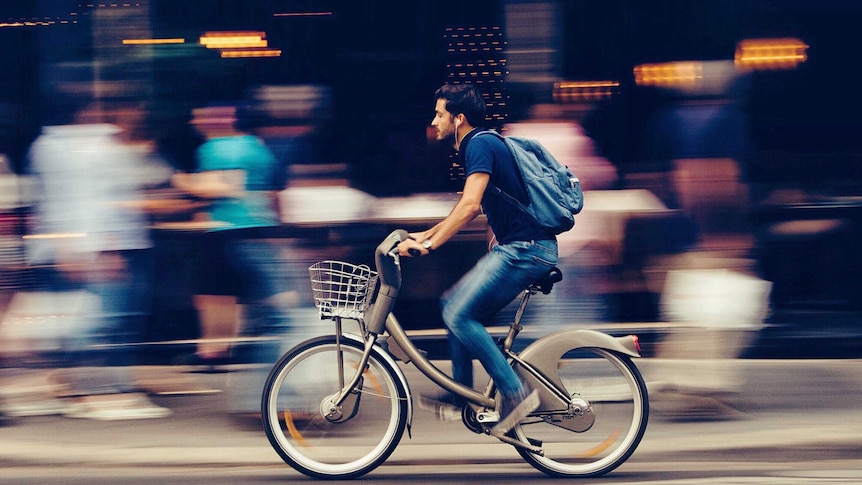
196, 135, 280, 229
461, 129, 554, 243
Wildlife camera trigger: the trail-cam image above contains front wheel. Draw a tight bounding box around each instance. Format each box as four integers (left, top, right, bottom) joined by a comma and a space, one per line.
261, 336, 409, 479
514, 348, 648, 478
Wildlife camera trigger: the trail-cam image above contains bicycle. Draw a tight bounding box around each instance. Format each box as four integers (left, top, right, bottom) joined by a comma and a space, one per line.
262, 229, 649, 479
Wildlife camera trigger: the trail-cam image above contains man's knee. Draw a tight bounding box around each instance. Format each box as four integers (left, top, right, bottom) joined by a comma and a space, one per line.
440, 296, 459, 328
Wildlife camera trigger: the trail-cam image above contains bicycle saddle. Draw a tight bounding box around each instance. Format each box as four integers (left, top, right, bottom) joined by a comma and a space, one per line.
531, 266, 563, 294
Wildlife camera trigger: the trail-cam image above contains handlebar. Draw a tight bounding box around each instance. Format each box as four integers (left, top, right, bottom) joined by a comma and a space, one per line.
365, 229, 410, 334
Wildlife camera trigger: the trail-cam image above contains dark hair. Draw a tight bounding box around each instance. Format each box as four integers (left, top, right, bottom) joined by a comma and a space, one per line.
434, 84, 486, 126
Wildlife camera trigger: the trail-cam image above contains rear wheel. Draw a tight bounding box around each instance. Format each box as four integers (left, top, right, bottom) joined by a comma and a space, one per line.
261, 336, 408, 479
514, 348, 648, 478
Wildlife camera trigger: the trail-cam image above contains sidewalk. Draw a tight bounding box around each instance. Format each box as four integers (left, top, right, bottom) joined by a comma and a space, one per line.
0, 359, 859, 468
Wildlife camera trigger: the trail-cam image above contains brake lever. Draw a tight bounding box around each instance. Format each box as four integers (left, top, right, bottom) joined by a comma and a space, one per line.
387, 248, 402, 267
388, 247, 421, 259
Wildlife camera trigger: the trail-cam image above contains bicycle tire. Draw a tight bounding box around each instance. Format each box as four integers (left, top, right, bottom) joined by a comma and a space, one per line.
513, 348, 648, 478
261, 335, 409, 479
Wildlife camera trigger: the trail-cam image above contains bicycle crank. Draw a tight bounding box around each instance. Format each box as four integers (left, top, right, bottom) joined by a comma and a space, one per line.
475, 410, 544, 455
492, 432, 544, 455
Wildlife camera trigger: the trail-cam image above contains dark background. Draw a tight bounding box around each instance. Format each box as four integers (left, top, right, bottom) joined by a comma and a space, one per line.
1, 1, 860, 192
2, 1, 862, 358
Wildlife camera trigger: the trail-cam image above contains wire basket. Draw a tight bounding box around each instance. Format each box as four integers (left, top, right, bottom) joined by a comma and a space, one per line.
308, 260, 378, 320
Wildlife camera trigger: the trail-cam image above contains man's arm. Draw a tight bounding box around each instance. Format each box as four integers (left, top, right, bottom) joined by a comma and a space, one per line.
398, 172, 489, 256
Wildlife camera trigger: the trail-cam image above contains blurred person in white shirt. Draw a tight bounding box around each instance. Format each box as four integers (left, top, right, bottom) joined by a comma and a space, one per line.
23, 94, 170, 420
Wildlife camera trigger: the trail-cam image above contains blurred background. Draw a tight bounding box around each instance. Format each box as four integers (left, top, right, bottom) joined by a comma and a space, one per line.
1, 0, 861, 387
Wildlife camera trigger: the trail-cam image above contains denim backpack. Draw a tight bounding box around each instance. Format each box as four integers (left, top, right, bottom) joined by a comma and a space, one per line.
477, 130, 584, 234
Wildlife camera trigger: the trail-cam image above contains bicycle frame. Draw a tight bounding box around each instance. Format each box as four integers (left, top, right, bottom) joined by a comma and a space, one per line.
325, 278, 547, 450
383, 286, 542, 410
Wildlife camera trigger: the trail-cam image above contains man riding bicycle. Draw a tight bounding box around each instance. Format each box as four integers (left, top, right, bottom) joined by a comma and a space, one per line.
397, 83, 559, 437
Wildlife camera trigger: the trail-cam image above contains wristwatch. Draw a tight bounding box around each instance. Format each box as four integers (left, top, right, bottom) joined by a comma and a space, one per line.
421, 239, 433, 251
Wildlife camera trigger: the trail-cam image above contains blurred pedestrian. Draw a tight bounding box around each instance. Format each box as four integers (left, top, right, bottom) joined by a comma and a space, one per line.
171, 104, 295, 420
21, 97, 169, 420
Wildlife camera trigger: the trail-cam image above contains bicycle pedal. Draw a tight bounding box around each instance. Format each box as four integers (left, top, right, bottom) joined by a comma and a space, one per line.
475, 411, 499, 424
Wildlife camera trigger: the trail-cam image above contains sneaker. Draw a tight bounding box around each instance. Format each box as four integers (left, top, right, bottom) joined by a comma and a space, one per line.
63, 393, 171, 420
489, 388, 539, 437
417, 392, 464, 422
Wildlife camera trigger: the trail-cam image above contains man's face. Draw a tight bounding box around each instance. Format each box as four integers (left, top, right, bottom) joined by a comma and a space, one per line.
430, 98, 456, 143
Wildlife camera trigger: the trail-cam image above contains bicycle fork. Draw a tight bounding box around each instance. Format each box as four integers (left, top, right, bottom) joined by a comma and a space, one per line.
321, 318, 373, 423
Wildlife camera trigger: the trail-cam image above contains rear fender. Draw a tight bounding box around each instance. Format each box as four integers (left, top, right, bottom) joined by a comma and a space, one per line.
515, 329, 640, 412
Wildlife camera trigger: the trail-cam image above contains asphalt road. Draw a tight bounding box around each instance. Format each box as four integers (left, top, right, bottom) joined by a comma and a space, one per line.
0, 358, 860, 483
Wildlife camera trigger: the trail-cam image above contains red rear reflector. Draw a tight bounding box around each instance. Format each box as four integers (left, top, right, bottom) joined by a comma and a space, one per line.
631, 335, 641, 353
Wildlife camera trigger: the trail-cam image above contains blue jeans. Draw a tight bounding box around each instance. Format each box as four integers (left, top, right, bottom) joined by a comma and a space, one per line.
441, 239, 558, 399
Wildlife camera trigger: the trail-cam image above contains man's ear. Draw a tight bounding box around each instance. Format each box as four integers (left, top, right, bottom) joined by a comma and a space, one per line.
454, 115, 462, 128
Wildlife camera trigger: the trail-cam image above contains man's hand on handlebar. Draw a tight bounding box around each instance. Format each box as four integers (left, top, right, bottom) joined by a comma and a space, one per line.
397, 234, 430, 257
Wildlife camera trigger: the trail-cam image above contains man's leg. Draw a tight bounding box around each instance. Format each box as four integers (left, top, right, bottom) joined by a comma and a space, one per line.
441, 242, 554, 396
441, 241, 557, 432
447, 331, 474, 390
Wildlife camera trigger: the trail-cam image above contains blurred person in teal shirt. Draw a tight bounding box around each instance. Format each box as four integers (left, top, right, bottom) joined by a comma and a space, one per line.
184, 108, 281, 228
173, 104, 295, 420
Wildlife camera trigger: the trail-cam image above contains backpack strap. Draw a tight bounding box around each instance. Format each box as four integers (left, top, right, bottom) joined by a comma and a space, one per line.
473, 130, 533, 218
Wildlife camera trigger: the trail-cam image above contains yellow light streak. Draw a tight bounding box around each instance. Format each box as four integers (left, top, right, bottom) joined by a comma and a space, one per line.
200, 31, 267, 49
556, 81, 620, 89
0, 21, 55, 28
553, 80, 620, 102
206, 38, 268, 49
220, 49, 282, 58
633, 61, 703, 88
202, 38, 267, 48
735, 38, 808, 70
